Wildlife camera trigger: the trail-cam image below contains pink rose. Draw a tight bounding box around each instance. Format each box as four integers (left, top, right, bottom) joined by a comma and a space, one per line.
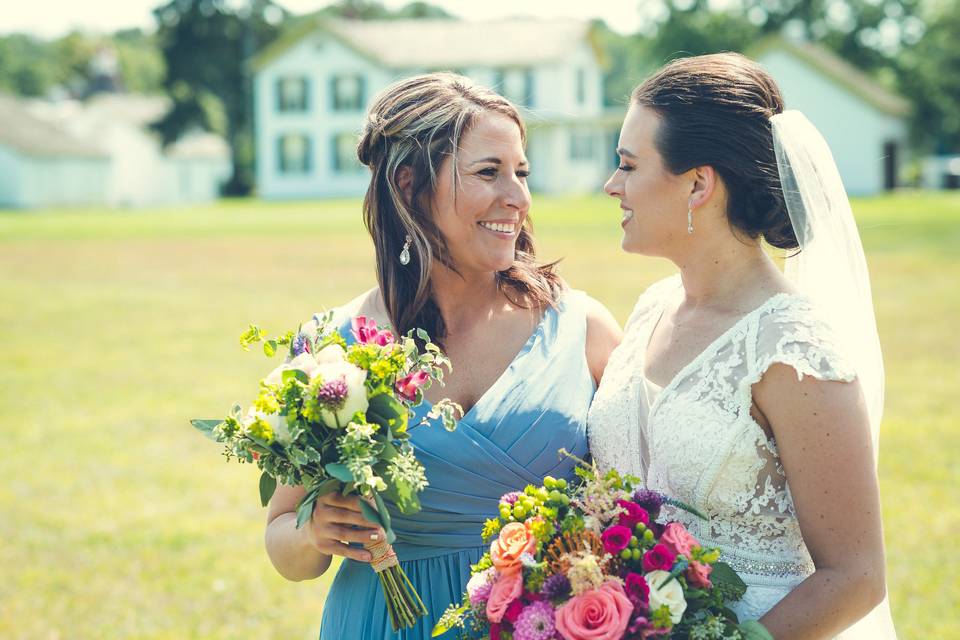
486, 571, 523, 623
555, 581, 633, 640
601, 525, 632, 554
351, 316, 395, 346
642, 543, 676, 573
616, 500, 650, 529
624, 572, 650, 606
686, 560, 713, 589
395, 370, 429, 402
491, 522, 537, 575
660, 522, 699, 559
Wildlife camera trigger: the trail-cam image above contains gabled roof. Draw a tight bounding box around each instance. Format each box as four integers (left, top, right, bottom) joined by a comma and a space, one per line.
750, 36, 910, 118
252, 17, 599, 72
0, 95, 108, 158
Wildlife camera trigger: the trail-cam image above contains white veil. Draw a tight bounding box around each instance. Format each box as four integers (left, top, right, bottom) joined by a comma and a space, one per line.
771, 110, 897, 639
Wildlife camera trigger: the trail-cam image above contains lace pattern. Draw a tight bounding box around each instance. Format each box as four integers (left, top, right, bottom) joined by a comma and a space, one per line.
588, 276, 856, 620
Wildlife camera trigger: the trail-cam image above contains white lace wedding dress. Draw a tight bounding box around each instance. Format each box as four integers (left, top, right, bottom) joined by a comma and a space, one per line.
588, 275, 858, 627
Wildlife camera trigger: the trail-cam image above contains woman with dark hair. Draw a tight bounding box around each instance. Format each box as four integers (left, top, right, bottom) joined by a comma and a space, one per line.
588, 53, 896, 639
263, 73, 621, 639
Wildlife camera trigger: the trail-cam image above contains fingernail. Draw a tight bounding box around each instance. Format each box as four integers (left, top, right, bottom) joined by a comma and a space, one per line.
370, 533, 379, 540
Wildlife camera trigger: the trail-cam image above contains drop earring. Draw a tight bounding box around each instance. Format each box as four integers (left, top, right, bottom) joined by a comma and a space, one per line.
399, 234, 412, 265
687, 206, 694, 235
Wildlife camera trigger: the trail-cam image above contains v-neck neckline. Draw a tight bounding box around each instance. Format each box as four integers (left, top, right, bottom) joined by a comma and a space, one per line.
420, 300, 557, 422
640, 281, 796, 418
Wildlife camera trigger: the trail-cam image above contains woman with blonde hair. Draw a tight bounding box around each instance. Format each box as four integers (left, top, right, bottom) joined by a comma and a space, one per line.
264, 73, 621, 639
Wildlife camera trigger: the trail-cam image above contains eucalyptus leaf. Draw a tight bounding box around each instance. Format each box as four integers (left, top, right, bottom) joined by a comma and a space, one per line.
359, 499, 385, 529
324, 462, 354, 483
738, 620, 775, 640
259, 472, 277, 507
295, 496, 315, 529
190, 419, 222, 441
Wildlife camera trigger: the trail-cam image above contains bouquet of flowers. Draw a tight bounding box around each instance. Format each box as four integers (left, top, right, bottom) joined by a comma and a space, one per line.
433, 452, 773, 640
192, 313, 460, 631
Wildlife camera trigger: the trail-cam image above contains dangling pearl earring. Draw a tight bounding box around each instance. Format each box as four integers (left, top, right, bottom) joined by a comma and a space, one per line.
399, 234, 412, 265
687, 206, 694, 235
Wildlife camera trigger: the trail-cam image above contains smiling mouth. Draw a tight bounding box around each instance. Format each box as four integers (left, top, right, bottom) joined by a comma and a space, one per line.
478, 221, 518, 235
621, 208, 634, 223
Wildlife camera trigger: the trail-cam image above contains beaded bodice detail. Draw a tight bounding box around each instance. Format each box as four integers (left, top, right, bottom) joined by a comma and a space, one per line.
589, 276, 856, 588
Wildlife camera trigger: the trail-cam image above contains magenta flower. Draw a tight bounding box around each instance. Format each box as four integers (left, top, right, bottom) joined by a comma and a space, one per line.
642, 543, 677, 573
616, 499, 650, 529
395, 370, 429, 402
601, 524, 632, 554
351, 316, 395, 346
624, 572, 650, 606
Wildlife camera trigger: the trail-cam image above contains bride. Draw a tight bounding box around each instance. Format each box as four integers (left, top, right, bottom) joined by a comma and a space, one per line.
587, 53, 897, 638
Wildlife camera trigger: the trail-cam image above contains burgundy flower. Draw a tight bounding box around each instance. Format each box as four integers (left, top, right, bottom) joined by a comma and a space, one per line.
642, 543, 676, 573
633, 489, 666, 518
624, 572, 650, 606
601, 524, 632, 554
504, 598, 524, 624
616, 500, 650, 529
489, 622, 502, 640
395, 370, 429, 402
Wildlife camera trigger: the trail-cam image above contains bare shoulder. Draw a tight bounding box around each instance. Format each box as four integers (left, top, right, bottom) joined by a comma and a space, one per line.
582, 294, 623, 384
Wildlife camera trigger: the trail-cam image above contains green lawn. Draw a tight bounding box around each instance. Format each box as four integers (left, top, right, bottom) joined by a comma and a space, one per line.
1, 191, 957, 639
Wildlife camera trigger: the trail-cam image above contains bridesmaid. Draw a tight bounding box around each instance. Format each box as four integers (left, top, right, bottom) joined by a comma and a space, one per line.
263, 73, 622, 639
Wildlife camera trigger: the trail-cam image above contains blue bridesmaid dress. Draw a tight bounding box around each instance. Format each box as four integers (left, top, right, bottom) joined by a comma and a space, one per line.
318, 290, 594, 639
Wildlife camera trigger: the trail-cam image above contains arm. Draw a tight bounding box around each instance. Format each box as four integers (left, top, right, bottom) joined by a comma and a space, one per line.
264, 483, 382, 582
584, 295, 623, 386
752, 364, 887, 639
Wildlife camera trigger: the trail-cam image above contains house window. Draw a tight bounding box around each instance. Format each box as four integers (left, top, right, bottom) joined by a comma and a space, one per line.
277, 134, 311, 174
276, 77, 309, 112
576, 68, 586, 106
494, 68, 534, 107
569, 130, 595, 161
332, 132, 363, 173
331, 75, 366, 111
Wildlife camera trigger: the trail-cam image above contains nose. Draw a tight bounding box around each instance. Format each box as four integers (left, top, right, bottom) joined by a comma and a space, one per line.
502, 173, 531, 211
603, 170, 622, 198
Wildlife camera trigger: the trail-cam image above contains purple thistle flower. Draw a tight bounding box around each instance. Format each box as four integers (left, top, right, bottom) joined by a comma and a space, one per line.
317, 377, 348, 409
633, 489, 667, 514
290, 332, 311, 356
500, 491, 522, 506
513, 600, 556, 640
540, 574, 571, 600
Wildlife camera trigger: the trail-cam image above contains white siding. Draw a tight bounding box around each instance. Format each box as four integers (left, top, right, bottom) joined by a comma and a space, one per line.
0, 145, 22, 207
758, 50, 906, 195
19, 157, 111, 208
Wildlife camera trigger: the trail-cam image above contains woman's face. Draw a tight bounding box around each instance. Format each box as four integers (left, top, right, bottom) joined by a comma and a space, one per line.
431, 111, 531, 275
604, 105, 691, 256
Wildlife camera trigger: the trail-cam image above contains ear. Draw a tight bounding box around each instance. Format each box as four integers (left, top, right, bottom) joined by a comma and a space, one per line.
395, 165, 414, 205
688, 165, 717, 210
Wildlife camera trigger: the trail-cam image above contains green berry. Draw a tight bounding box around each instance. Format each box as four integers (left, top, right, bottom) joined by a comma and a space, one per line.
556, 478, 567, 490
635, 522, 646, 533
560, 494, 570, 506
643, 529, 654, 542
631, 548, 642, 561
620, 548, 632, 560
513, 505, 527, 519
548, 490, 563, 503
630, 536, 639, 548
543, 476, 557, 490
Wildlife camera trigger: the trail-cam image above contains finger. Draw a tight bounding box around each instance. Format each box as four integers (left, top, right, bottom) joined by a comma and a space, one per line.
322, 524, 385, 545
314, 506, 380, 529
318, 541, 373, 563
320, 492, 363, 512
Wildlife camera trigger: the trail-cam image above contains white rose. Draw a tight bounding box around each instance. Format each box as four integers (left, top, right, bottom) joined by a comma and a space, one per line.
645, 570, 687, 624
314, 343, 347, 365
311, 360, 368, 426
265, 352, 320, 386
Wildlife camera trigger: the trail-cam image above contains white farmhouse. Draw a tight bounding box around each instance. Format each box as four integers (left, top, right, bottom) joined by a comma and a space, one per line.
252, 17, 620, 199
753, 37, 910, 195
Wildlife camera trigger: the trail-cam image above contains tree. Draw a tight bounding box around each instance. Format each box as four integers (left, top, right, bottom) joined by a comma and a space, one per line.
152, 0, 285, 195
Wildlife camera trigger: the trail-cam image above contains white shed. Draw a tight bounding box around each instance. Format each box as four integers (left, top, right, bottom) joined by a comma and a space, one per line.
0, 95, 111, 209
753, 37, 910, 195
252, 17, 620, 199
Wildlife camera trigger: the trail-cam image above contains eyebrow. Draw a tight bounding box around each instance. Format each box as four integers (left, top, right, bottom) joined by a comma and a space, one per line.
616, 147, 638, 160
468, 157, 529, 167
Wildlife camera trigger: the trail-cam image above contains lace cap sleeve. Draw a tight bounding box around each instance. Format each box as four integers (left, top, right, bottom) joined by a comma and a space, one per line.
746, 295, 858, 386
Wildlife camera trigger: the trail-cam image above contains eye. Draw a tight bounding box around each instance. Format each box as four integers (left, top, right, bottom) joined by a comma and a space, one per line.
516, 169, 530, 179
478, 167, 498, 178
618, 164, 635, 172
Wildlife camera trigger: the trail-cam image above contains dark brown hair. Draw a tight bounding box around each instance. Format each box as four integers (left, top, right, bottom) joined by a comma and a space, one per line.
357, 72, 563, 344
632, 52, 798, 250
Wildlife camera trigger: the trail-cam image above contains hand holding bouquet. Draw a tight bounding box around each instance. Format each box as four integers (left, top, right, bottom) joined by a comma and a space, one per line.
192, 313, 460, 631
433, 452, 773, 640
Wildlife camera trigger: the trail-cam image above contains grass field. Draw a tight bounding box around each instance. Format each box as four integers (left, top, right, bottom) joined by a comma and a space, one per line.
1, 191, 958, 639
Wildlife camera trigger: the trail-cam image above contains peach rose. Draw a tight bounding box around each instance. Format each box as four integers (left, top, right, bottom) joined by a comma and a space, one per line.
554, 581, 633, 640
486, 571, 523, 623
686, 560, 713, 589
490, 522, 536, 575
660, 522, 699, 558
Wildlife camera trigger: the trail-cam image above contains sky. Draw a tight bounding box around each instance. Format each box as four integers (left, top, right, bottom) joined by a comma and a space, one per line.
1, 0, 674, 38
